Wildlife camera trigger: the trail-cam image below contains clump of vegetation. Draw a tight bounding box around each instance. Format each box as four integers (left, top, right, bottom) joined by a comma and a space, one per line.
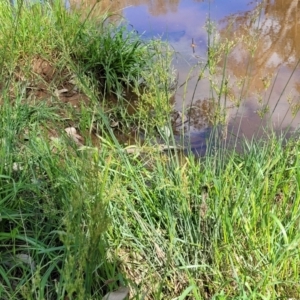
0, 0, 174, 137
106, 135, 300, 299
1, 0, 300, 299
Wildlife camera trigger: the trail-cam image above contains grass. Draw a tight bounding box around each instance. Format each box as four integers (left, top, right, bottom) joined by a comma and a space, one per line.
105, 135, 300, 299
1, 0, 300, 299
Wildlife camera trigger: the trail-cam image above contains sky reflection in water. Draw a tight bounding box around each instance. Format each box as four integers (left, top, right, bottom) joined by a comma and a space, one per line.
121, 0, 300, 139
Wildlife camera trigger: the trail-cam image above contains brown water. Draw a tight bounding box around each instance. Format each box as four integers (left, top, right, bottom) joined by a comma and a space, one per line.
70, 0, 300, 151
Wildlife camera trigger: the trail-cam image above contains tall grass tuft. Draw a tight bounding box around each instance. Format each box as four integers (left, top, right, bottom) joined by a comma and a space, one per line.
0, 93, 118, 298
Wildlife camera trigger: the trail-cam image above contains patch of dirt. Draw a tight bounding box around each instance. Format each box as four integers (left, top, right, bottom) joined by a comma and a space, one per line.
2, 55, 102, 147
32, 56, 55, 81
27, 56, 90, 108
